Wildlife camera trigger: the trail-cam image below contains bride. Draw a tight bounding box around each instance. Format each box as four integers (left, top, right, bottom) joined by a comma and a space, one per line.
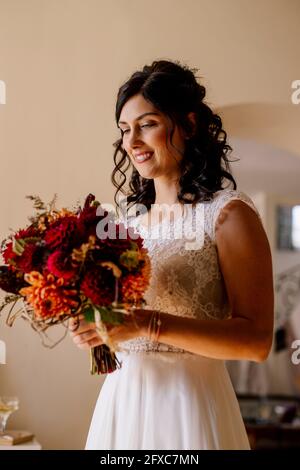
69, 59, 274, 450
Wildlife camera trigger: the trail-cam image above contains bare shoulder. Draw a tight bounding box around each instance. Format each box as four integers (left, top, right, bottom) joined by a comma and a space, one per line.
215, 198, 268, 252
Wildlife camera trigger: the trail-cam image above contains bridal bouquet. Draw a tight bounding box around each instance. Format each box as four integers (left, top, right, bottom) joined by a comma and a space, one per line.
0, 194, 150, 374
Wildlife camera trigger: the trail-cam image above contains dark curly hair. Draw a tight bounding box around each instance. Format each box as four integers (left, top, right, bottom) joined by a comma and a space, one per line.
111, 59, 237, 216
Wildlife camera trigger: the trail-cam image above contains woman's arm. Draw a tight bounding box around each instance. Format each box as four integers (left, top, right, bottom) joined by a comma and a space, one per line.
70, 200, 274, 363
138, 200, 274, 362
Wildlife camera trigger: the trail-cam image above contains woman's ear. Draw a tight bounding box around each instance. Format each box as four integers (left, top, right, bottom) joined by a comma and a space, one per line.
186, 112, 197, 138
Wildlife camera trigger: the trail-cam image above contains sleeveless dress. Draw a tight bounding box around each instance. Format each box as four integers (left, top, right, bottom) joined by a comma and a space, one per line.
85, 189, 261, 450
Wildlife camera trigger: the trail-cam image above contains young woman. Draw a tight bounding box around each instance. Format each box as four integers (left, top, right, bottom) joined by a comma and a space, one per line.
69, 59, 274, 450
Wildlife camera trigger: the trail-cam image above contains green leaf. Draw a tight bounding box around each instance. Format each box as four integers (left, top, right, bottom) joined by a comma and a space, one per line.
23, 237, 42, 244
12, 238, 26, 256
119, 249, 139, 270
82, 305, 95, 323
91, 200, 100, 208
82, 304, 125, 325
95, 305, 124, 325
130, 241, 138, 250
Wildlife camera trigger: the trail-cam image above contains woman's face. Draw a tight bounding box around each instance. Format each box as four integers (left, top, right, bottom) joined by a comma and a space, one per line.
118, 94, 187, 180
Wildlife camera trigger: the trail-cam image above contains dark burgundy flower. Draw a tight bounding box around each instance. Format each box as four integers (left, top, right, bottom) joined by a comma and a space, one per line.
83, 193, 97, 209
47, 250, 77, 281
77, 205, 98, 238
78, 196, 115, 240
45, 216, 81, 249
81, 265, 115, 306
97, 223, 142, 256
0, 266, 27, 294
116, 223, 143, 249
127, 230, 144, 250
17, 243, 43, 273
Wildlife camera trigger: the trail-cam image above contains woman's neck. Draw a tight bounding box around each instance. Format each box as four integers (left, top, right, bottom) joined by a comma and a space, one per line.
153, 177, 180, 207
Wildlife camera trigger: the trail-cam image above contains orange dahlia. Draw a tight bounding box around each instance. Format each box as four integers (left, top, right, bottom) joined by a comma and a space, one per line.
121, 256, 151, 308
20, 271, 78, 319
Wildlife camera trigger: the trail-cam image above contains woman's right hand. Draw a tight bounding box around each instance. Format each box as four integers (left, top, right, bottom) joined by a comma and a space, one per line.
68, 314, 103, 350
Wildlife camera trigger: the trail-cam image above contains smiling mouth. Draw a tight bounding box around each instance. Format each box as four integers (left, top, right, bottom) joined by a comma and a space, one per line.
134, 152, 154, 163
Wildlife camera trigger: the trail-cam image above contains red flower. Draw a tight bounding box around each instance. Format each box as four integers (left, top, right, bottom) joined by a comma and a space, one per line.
2, 242, 16, 265
15, 226, 40, 239
17, 243, 43, 273
81, 266, 116, 306
45, 216, 81, 249
2, 226, 41, 266
47, 250, 77, 280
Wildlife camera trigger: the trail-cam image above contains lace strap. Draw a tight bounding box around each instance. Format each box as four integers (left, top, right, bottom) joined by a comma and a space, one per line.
209, 189, 262, 241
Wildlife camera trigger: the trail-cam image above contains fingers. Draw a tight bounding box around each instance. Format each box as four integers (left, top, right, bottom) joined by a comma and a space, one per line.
72, 329, 103, 350
75, 336, 103, 350
68, 315, 81, 332
68, 314, 101, 351
68, 315, 96, 337
69, 309, 146, 350
68, 314, 83, 330
72, 329, 97, 343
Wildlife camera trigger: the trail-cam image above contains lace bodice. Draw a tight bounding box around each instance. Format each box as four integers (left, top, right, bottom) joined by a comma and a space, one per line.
118, 189, 261, 355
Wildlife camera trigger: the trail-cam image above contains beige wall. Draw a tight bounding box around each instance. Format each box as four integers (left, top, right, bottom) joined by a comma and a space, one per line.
1, 0, 300, 449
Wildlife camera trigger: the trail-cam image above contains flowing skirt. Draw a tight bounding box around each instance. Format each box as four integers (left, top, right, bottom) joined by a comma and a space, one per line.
85, 351, 250, 450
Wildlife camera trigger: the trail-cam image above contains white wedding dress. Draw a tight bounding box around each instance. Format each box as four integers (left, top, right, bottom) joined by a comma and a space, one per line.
85, 189, 260, 450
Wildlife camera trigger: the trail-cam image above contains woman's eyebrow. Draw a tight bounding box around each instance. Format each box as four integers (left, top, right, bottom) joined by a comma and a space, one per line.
118, 112, 160, 126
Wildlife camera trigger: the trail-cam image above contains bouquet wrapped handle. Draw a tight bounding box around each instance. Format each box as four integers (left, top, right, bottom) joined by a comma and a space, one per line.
90, 345, 122, 374
86, 303, 126, 375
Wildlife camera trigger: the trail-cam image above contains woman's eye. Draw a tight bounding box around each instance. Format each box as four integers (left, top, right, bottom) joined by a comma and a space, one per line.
121, 124, 155, 135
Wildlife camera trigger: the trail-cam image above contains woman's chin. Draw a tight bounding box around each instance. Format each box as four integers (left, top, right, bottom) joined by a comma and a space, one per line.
137, 168, 157, 180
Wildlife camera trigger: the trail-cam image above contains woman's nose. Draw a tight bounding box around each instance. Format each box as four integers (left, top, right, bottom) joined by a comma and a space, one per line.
128, 128, 143, 148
